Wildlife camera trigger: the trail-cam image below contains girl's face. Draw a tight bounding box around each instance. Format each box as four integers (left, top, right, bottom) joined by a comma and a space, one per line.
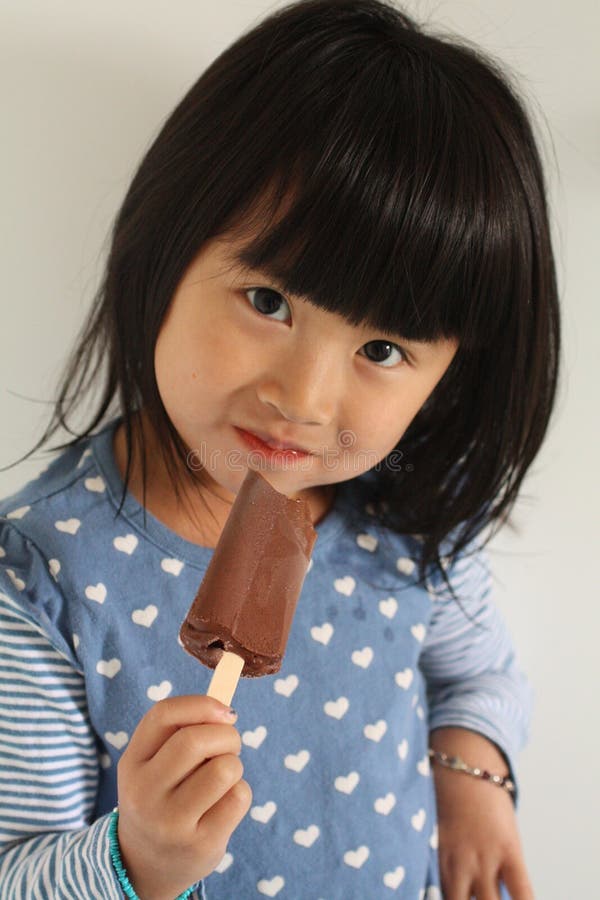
154, 236, 458, 502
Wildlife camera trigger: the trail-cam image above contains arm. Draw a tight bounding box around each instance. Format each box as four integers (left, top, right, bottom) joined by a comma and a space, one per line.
0, 521, 247, 900
420, 546, 535, 899
0, 589, 122, 898
421, 545, 533, 798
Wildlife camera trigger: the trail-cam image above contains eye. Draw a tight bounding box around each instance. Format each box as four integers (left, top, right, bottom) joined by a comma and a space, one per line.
360, 340, 408, 367
244, 287, 290, 322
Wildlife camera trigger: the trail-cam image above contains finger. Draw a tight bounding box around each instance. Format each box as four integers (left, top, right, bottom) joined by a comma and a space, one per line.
171, 752, 246, 821
439, 862, 473, 900
194, 777, 253, 848
146, 722, 242, 790
124, 695, 237, 764
501, 858, 536, 900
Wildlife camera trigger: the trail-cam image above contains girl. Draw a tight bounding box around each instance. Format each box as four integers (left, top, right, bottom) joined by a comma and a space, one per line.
0, 0, 559, 897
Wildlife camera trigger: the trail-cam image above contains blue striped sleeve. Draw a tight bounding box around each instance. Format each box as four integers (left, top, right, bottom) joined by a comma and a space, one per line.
0, 589, 122, 899
420, 545, 533, 802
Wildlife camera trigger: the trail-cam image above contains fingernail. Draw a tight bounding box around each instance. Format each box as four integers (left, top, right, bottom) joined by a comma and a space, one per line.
224, 706, 237, 718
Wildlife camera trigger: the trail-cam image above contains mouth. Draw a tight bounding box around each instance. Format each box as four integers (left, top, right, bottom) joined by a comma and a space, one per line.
235, 427, 315, 457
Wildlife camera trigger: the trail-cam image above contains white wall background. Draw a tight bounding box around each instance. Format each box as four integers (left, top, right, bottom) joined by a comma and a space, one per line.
1, 1, 598, 896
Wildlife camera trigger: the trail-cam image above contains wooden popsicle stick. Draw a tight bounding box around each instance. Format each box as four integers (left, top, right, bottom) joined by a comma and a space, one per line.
206, 651, 244, 706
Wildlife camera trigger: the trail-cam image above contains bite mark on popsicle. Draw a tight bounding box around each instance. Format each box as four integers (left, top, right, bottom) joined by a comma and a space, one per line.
179, 468, 317, 705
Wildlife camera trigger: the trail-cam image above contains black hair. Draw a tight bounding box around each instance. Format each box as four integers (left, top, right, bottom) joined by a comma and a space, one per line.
8, 0, 560, 597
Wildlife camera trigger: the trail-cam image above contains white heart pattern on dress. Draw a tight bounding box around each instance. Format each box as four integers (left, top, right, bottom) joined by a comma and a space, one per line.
411, 623, 426, 643
383, 866, 406, 889
374, 793, 396, 815
344, 846, 370, 869
257, 876, 285, 897
334, 575, 356, 596
85, 583, 107, 605
242, 726, 267, 749
96, 658, 121, 679
48, 558, 61, 580
77, 448, 92, 468
132, 605, 158, 628
284, 749, 310, 773
113, 534, 138, 555
310, 623, 333, 645
378, 597, 398, 619
215, 852, 233, 873
324, 697, 349, 719
84, 476, 105, 493
429, 824, 439, 849
293, 824, 320, 848
395, 668, 414, 690
105, 731, 128, 750
161, 557, 184, 576
351, 646, 373, 668
250, 801, 277, 824
364, 720, 387, 742
274, 674, 298, 697
7, 506, 30, 520
334, 771, 360, 794
396, 556, 416, 575
147, 681, 172, 701
397, 739, 409, 760
356, 533, 378, 552
417, 754, 430, 776
55, 518, 81, 535
6, 570, 25, 591
411, 808, 426, 832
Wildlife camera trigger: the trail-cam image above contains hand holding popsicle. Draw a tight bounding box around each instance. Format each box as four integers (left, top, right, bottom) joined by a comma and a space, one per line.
116, 696, 252, 898
180, 468, 318, 706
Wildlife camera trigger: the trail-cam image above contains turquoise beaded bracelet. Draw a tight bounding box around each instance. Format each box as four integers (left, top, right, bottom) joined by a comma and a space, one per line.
108, 807, 195, 900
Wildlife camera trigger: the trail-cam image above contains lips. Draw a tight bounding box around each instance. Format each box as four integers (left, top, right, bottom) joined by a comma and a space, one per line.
237, 427, 315, 456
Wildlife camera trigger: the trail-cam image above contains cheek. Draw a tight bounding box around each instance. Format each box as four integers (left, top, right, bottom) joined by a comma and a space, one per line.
154, 325, 191, 401
353, 383, 436, 456
354, 399, 409, 446
154, 307, 258, 416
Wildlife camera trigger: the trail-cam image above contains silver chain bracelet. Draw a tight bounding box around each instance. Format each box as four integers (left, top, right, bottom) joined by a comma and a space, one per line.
428, 749, 515, 796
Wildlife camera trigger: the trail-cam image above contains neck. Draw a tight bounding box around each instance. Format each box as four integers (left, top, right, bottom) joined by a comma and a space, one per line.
112, 411, 231, 547
112, 411, 335, 548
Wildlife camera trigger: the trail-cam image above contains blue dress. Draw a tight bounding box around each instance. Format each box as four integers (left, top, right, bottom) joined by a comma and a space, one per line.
0, 417, 531, 898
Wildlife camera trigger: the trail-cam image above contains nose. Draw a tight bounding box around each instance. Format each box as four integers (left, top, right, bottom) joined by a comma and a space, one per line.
257, 345, 340, 427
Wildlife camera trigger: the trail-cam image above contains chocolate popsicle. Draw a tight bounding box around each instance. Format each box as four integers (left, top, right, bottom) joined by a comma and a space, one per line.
179, 467, 317, 702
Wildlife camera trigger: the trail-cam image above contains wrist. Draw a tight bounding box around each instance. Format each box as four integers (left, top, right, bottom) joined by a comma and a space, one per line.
428, 727, 516, 801
108, 808, 196, 900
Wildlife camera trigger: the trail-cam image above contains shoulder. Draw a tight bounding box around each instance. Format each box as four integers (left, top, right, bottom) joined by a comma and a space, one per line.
0, 418, 120, 548
426, 528, 493, 607
338, 473, 493, 599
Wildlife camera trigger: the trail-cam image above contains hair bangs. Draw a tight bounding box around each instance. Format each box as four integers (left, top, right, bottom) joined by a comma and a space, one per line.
216, 27, 528, 352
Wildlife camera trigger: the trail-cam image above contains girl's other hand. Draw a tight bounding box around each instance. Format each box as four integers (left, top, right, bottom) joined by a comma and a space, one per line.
116, 695, 252, 900
434, 765, 535, 899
